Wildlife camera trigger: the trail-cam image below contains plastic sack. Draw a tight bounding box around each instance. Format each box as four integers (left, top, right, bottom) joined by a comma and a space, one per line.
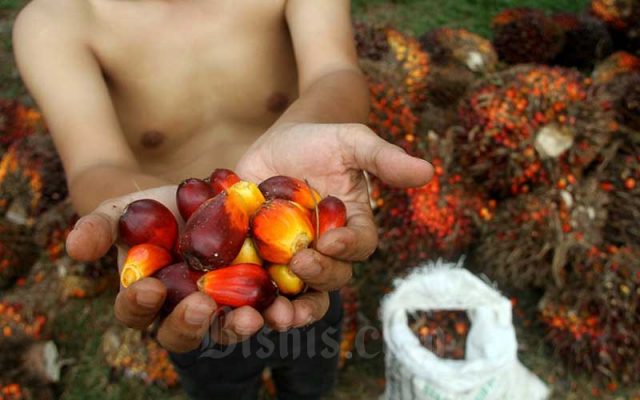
381, 260, 549, 400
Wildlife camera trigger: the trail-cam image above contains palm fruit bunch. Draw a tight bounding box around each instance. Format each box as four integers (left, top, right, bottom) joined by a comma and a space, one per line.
355, 23, 430, 109
372, 134, 489, 273
407, 310, 471, 360
33, 200, 77, 262
590, 0, 640, 54
338, 284, 358, 369
0, 133, 67, 222
353, 22, 390, 61
491, 8, 565, 64
418, 28, 497, 107
102, 325, 178, 388
454, 65, 612, 198
118, 169, 347, 313
472, 177, 609, 289
0, 384, 25, 400
0, 302, 47, 340
592, 51, 640, 84
551, 13, 613, 69
540, 245, 640, 384
0, 219, 38, 289
0, 100, 43, 152
368, 81, 419, 154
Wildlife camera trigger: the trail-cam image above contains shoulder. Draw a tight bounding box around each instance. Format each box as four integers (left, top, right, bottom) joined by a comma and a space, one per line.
13, 0, 94, 46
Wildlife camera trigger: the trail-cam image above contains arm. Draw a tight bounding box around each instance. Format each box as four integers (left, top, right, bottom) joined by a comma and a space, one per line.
13, 0, 167, 216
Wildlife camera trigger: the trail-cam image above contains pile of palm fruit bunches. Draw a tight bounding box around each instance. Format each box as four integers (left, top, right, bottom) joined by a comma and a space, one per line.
1, 0, 640, 396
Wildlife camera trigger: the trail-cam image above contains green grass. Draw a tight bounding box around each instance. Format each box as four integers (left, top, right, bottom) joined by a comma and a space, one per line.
352, 0, 590, 36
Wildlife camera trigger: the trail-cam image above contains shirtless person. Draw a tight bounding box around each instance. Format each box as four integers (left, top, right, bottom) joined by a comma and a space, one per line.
13, 0, 433, 398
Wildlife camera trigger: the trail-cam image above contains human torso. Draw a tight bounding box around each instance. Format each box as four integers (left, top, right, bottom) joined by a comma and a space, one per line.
89, 0, 298, 182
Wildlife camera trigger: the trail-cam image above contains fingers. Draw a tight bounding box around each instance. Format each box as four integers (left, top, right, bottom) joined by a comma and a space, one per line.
156, 292, 218, 353
114, 278, 167, 330
291, 291, 330, 328
210, 306, 265, 346
290, 248, 352, 291
262, 296, 295, 331
338, 124, 433, 188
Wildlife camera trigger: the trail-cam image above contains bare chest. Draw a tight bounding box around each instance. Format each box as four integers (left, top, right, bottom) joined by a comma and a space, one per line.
89, 0, 298, 155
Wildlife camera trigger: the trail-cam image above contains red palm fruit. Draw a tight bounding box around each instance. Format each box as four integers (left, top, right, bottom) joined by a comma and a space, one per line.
267, 264, 305, 296
209, 168, 241, 195
119, 199, 178, 251
227, 181, 265, 215
251, 199, 315, 264
153, 262, 204, 314
311, 195, 347, 237
176, 178, 214, 221
258, 176, 321, 210
178, 191, 249, 271
197, 263, 277, 310
121, 244, 173, 288
232, 238, 263, 265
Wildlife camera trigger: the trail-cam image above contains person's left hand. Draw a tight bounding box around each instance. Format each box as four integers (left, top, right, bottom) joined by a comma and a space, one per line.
236, 122, 433, 331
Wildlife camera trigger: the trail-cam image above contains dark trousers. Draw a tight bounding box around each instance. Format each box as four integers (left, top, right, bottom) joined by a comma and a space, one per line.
170, 291, 342, 400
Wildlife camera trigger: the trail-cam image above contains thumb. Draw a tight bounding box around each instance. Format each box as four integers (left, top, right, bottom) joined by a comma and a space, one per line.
341, 124, 433, 188
65, 204, 124, 262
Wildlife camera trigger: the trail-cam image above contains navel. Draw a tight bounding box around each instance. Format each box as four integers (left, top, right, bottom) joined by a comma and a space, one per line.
266, 92, 289, 114
140, 130, 166, 149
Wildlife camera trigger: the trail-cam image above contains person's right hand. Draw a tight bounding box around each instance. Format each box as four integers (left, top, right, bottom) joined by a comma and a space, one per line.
65, 186, 265, 353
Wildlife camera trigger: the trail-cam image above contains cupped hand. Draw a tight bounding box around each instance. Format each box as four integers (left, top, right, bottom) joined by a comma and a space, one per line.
236, 123, 433, 330
65, 186, 264, 353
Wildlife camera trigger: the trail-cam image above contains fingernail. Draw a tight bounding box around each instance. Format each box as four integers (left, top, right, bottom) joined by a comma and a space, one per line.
322, 240, 346, 255
185, 303, 213, 326
136, 290, 163, 308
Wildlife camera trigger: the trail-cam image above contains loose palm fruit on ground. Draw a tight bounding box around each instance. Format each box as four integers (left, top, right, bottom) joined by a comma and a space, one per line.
197, 263, 277, 310
227, 181, 265, 215
153, 262, 203, 314
251, 199, 315, 264
179, 191, 249, 270
119, 199, 178, 251
209, 168, 241, 195
258, 176, 321, 210
267, 264, 305, 296
176, 178, 214, 221
311, 195, 347, 236
120, 244, 174, 288
232, 238, 263, 266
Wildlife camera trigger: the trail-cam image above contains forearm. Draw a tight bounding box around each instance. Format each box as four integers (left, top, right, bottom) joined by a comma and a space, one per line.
277, 69, 369, 126
69, 165, 170, 215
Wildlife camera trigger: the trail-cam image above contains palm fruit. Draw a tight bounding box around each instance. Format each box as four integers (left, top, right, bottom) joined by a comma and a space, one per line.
102, 325, 178, 388
119, 199, 178, 251
120, 244, 173, 288
197, 263, 277, 310
258, 176, 320, 210
33, 200, 77, 261
0, 100, 44, 151
153, 262, 203, 314
311, 195, 347, 237
0, 133, 67, 221
419, 28, 498, 74
0, 219, 38, 289
209, 168, 240, 196
176, 178, 214, 221
251, 199, 315, 264
590, 0, 640, 55
454, 65, 612, 197
592, 51, 640, 84
372, 134, 488, 274
227, 180, 265, 215
552, 13, 613, 68
540, 245, 640, 385
0, 302, 47, 340
472, 177, 609, 289
492, 8, 565, 64
178, 190, 250, 271
338, 284, 358, 369
353, 21, 390, 61
267, 264, 304, 296
231, 238, 263, 266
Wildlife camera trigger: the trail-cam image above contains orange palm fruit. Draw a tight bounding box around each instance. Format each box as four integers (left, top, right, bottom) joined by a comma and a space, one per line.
232, 238, 263, 265
258, 176, 321, 210
120, 244, 173, 288
178, 191, 249, 271
268, 264, 305, 296
227, 181, 265, 215
209, 168, 241, 196
311, 195, 347, 236
251, 199, 315, 264
197, 263, 277, 310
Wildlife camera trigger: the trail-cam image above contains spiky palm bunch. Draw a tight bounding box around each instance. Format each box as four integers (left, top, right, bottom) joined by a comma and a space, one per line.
552, 14, 613, 68
592, 51, 640, 84
473, 178, 608, 289
454, 65, 612, 197
0, 100, 44, 152
591, 0, 640, 54
0, 302, 47, 340
0, 219, 38, 289
540, 245, 640, 384
419, 28, 498, 74
492, 8, 565, 64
